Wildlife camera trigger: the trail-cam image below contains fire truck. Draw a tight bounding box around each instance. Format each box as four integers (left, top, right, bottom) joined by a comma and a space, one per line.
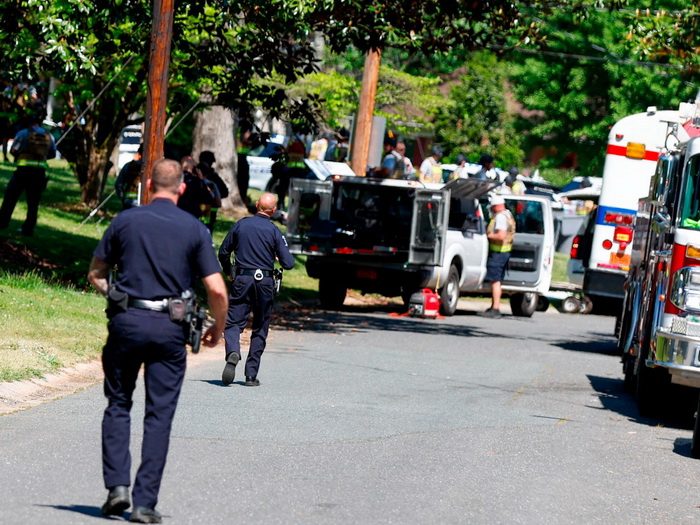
617, 102, 700, 456
578, 107, 692, 312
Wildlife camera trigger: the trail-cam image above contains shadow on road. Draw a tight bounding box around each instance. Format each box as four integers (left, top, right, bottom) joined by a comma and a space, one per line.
587, 374, 694, 432
272, 306, 493, 338
553, 336, 618, 356
35, 504, 106, 519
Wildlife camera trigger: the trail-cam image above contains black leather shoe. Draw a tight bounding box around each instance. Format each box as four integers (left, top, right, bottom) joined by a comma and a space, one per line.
245, 376, 260, 387
130, 506, 162, 523
222, 353, 240, 385
101, 485, 130, 516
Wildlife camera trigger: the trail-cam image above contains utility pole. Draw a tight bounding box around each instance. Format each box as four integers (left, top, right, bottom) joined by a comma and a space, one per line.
351, 49, 381, 177
140, 0, 174, 204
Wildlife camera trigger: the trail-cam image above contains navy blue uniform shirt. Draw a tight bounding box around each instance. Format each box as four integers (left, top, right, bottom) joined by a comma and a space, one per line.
218, 213, 295, 274
94, 198, 221, 299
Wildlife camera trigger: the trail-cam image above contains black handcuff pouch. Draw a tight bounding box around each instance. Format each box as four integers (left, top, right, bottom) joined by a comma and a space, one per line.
106, 287, 129, 318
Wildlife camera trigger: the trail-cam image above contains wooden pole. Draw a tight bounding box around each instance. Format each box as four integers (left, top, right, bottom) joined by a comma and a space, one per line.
351, 49, 381, 177
140, 0, 175, 204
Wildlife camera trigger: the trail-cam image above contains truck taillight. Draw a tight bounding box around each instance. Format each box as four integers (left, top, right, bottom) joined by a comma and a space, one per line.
603, 212, 634, 226
570, 235, 581, 259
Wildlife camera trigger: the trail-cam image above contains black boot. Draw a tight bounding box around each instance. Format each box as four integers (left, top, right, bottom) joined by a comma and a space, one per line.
101, 485, 130, 516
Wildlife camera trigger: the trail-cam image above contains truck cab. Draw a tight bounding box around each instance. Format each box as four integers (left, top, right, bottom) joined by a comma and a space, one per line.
286, 171, 554, 316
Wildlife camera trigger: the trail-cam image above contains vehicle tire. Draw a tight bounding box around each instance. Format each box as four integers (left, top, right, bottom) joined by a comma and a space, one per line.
692, 397, 700, 459
318, 277, 347, 310
636, 343, 671, 418
265, 177, 280, 193
439, 265, 460, 316
579, 296, 594, 315
561, 296, 581, 314
536, 295, 550, 312
510, 292, 537, 317
622, 357, 636, 394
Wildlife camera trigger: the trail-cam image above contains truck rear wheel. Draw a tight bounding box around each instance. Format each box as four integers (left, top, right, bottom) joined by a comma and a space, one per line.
692, 397, 700, 459
318, 277, 347, 310
439, 265, 460, 316
510, 292, 537, 317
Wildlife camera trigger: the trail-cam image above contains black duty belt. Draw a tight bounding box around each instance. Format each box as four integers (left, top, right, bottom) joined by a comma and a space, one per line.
236, 268, 272, 279
128, 298, 169, 312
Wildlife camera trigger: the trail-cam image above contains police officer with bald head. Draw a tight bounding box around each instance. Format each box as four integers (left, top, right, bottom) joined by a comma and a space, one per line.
218, 193, 295, 386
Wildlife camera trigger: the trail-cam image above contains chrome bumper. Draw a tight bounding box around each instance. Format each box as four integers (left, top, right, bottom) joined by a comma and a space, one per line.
653, 328, 700, 388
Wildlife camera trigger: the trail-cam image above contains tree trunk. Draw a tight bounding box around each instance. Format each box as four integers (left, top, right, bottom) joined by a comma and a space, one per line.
192, 105, 246, 214
81, 143, 114, 208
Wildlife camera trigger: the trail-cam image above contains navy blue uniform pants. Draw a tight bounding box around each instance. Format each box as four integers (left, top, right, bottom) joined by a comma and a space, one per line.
224, 275, 275, 378
0, 166, 47, 235
101, 309, 187, 509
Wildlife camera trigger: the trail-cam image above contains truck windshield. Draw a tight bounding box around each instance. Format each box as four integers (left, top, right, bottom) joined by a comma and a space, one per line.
680, 154, 700, 229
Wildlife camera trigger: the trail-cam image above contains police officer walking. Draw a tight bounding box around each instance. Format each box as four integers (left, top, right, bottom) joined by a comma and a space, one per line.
87, 159, 228, 523
218, 193, 295, 386
0, 114, 56, 236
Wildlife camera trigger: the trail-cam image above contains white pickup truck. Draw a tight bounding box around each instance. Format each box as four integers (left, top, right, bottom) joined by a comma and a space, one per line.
286, 174, 554, 316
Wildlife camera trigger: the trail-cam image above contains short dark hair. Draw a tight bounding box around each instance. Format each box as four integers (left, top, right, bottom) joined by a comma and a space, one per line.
151, 159, 183, 194
432, 145, 444, 157
199, 150, 216, 165
384, 137, 397, 148
479, 154, 494, 166
456, 153, 467, 164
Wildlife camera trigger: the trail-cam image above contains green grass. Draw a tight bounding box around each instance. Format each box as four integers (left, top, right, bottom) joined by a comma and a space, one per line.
552, 252, 569, 283
0, 160, 319, 382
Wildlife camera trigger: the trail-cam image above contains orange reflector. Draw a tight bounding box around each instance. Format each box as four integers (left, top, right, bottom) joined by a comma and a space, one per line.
686, 244, 700, 261
626, 142, 646, 159
659, 294, 665, 302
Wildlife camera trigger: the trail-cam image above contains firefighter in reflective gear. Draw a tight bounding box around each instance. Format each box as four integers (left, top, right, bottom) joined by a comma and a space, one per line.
115, 145, 143, 210
479, 194, 516, 319
0, 115, 56, 236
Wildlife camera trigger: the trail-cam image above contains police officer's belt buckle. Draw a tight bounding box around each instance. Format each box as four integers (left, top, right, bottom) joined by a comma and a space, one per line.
253, 269, 264, 281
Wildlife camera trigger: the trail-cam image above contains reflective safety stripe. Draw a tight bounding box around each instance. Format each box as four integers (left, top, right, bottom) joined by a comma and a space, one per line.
17, 159, 47, 167
125, 192, 139, 199
489, 244, 513, 253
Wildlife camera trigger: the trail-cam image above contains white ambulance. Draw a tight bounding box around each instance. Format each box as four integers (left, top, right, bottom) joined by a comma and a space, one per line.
571, 106, 692, 311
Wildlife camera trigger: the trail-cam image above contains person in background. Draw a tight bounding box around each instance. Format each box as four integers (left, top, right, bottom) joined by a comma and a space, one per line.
474, 154, 495, 181
479, 194, 516, 319
396, 141, 415, 178
177, 156, 215, 219
419, 145, 444, 184
115, 145, 143, 210
0, 113, 56, 236
450, 153, 470, 180
377, 137, 406, 179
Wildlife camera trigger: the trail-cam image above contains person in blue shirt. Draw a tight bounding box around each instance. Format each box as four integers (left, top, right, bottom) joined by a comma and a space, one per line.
0, 115, 56, 236
218, 192, 296, 386
87, 159, 228, 523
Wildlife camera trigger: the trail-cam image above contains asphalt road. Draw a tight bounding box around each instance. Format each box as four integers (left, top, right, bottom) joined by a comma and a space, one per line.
1, 302, 699, 524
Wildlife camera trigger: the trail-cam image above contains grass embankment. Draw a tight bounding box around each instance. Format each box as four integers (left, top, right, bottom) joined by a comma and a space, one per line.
0, 160, 317, 382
